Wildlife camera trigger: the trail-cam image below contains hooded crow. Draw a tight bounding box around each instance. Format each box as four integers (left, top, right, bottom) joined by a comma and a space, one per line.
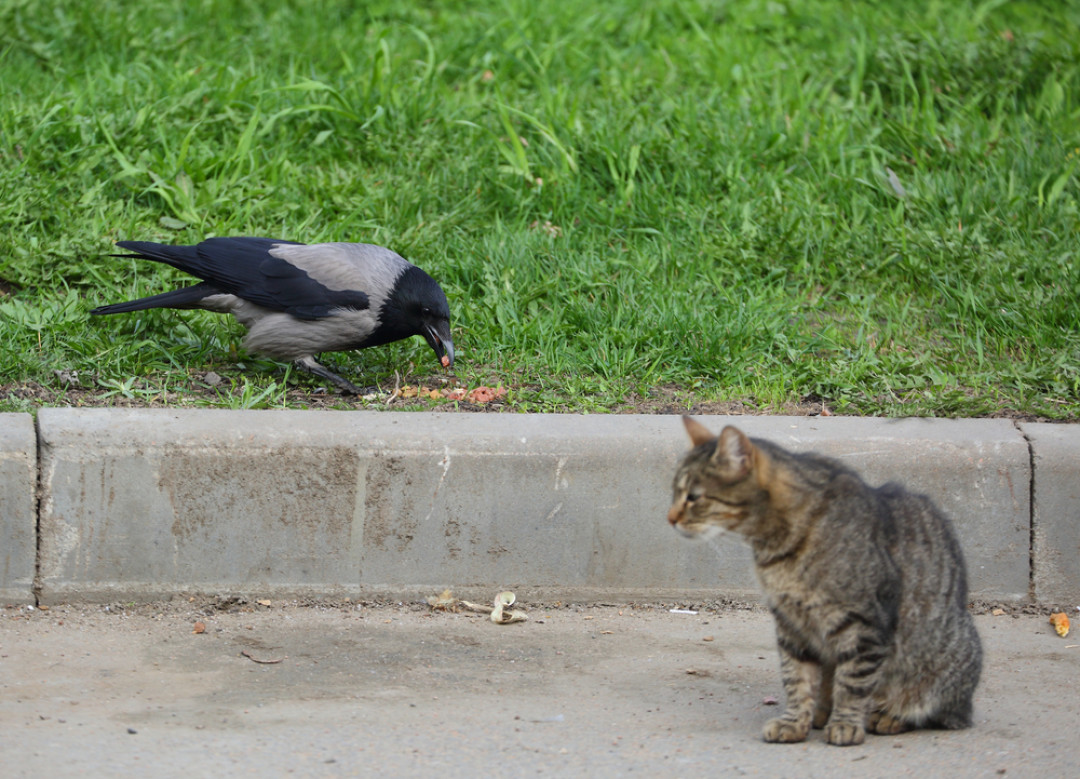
91, 237, 454, 394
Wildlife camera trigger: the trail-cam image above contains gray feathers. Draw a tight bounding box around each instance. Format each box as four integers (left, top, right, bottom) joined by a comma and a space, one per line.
91, 237, 454, 393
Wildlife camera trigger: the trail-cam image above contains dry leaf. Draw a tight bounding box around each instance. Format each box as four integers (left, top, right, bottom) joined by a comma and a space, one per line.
257, 599, 272, 607
1050, 612, 1070, 637
991, 608, 1006, 616
702, 636, 714, 642
192, 621, 206, 634
426, 589, 458, 611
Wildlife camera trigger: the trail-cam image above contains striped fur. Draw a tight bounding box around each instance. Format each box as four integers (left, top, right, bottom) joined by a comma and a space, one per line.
668, 418, 982, 746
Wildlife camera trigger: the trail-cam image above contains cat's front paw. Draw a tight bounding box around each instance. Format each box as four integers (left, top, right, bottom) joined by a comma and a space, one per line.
763, 717, 810, 743
824, 720, 866, 746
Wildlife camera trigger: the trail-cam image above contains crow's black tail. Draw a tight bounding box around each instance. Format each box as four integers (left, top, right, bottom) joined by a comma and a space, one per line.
90, 282, 220, 315
113, 241, 202, 274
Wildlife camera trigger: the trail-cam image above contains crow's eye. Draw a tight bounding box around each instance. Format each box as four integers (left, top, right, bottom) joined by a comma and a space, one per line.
421, 306, 432, 317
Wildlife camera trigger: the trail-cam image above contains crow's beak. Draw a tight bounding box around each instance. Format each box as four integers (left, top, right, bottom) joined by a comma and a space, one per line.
423, 320, 455, 369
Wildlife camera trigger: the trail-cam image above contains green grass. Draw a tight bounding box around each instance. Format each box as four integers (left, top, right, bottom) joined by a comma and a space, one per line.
2, 0, 1079, 417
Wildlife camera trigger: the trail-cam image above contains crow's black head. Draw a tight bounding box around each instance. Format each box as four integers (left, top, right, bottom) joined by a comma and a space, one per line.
378, 265, 454, 368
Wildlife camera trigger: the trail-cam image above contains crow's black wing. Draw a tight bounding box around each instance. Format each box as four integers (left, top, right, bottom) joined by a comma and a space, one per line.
115, 237, 370, 320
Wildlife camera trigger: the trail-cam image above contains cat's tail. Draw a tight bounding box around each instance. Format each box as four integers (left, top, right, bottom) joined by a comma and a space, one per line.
926, 619, 982, 729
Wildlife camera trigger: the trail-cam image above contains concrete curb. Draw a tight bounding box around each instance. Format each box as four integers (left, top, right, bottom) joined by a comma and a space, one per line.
1, 409, 1075, 605
0, 413, 37, 604
1020, 422, 1080, 604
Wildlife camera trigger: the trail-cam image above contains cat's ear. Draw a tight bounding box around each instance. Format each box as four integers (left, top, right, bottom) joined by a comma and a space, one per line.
714, 426, 753, 481
682, 416, 716, 448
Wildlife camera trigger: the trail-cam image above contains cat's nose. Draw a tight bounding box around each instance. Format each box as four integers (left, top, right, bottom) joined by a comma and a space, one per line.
667, 505, 682, 525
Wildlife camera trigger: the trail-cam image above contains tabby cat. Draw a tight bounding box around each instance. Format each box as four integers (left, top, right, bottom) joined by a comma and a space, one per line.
668, 417, 982, 746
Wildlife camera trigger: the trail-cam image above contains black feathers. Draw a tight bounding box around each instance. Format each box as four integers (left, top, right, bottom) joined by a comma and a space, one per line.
92, 237, 454, 393
106, 238, 371, 320
89, 281, 221, 315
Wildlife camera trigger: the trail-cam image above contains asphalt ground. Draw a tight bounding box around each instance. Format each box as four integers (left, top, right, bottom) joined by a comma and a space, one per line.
1, 600, 1075, 778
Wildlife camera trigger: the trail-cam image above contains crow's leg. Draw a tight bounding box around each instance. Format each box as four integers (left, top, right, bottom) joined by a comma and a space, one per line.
294, 356, 362, 395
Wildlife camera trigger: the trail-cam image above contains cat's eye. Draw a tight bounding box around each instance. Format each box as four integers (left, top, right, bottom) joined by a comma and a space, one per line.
687, 488, 705, 502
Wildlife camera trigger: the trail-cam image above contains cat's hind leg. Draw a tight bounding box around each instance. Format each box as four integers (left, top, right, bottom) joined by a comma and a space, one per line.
868, 710, 910, 735
875, 631, 979, 733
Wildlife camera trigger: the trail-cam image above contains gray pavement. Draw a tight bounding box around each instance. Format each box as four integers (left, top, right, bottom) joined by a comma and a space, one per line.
2, 409, 1075, 605
1, 601, 1075, 778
